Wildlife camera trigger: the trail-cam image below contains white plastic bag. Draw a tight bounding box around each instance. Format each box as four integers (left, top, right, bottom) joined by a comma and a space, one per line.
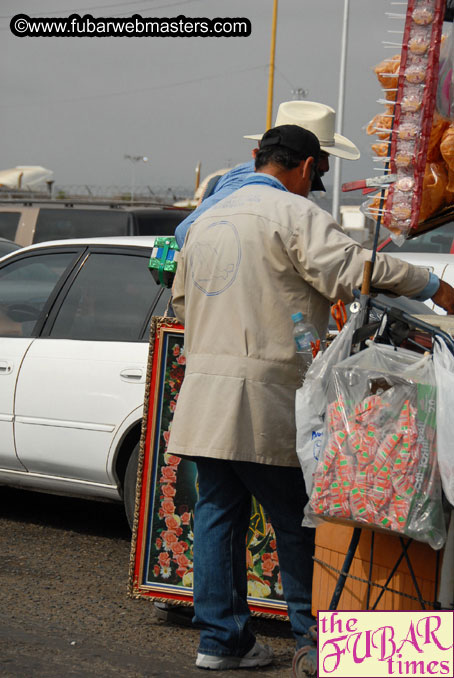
296, 311, 360, 497
307, 342, 446, 550
433, 338, 454, 507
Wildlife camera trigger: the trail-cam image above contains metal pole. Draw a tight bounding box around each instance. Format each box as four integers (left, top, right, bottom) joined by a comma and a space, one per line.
266, 0, 278, 130
332, 0, 349, 222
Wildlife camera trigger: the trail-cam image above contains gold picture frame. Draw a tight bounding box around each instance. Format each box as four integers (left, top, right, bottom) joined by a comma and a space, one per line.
128, 316, 288, 617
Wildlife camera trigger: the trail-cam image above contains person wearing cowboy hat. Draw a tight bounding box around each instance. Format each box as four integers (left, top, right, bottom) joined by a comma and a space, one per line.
168, 122, 454, 673
174, 100, 360, 248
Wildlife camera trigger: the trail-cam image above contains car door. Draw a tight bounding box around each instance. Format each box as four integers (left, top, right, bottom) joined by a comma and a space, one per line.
0, 249, 80, 470
14, 246, 168, 485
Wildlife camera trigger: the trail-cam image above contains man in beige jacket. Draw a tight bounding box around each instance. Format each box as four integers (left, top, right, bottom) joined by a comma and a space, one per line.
168, 124, 454, 673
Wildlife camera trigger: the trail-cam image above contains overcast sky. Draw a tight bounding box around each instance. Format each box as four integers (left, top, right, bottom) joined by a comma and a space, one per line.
2, 1, 400, 195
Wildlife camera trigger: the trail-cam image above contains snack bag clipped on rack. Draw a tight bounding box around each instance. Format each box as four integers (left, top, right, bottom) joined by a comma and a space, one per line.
307, 343, 446, 550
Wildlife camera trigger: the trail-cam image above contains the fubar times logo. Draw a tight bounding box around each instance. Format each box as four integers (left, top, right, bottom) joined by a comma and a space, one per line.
318, 611, 454, 677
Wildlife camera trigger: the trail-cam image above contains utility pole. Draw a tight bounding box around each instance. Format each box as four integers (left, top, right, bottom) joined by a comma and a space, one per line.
332, 0, 350, 222
266, 0, 278, 130
124, 154, 148, 202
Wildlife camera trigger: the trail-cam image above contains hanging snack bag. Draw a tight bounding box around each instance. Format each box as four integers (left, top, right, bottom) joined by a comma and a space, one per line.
307, 343, 446, 550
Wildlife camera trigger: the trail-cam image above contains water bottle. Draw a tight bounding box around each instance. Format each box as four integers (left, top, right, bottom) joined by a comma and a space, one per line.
291, 312, 319, 380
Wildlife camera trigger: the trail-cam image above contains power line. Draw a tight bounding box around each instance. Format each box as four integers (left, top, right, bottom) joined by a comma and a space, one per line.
0, 0, 200, 20
0, 64, 267, 109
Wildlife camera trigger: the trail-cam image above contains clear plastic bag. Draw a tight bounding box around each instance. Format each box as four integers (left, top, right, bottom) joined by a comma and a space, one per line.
433, 337, 454, 507
306, 343, 446, 550
437, 25, 454, 120
296, 312, 361, 498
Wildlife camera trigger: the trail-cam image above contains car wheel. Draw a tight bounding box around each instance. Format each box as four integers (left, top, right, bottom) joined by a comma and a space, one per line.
124, 442, 140, 530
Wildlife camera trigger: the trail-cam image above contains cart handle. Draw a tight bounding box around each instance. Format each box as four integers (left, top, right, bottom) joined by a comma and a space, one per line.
352, 289, 454, 354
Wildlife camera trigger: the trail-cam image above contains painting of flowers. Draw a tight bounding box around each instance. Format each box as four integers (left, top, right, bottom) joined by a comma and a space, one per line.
130, 318, 287, 617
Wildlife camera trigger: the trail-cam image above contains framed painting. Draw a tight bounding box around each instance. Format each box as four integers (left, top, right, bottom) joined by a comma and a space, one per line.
129, 316, 288, 617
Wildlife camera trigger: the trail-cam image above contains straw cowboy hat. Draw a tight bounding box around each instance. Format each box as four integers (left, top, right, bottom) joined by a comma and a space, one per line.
245, 101, 360, 161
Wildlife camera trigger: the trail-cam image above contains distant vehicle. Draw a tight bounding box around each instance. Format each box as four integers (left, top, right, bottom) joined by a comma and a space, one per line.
0, 200, 191, 248
379, 223, 454, 314
378, 221, 454, 255
0, 235, 172, 527
0, 166, 53, 190
0, 238, 21, 258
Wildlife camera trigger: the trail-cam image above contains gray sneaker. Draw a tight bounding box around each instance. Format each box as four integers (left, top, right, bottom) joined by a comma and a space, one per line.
196, 641, 274, 670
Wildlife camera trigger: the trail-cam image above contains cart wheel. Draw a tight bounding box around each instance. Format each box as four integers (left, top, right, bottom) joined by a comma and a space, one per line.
292, 644, 317, 678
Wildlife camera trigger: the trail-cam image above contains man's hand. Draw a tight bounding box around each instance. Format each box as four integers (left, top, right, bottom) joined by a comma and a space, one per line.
431, 279, 454, 314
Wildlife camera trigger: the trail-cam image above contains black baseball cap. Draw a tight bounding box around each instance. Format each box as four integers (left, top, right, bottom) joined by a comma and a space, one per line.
260, 124, 325, 191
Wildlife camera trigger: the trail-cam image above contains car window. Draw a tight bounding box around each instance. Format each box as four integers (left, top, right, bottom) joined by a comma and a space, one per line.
152, 287, 172, 317
0, 251, 76, 337
33, 209, 130, 243
49, 251, 162, 342
0, 212, 21, 241
381, 222, 454, 253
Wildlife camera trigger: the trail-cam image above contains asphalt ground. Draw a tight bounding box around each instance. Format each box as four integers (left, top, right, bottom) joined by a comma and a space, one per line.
0, 487, 297, 677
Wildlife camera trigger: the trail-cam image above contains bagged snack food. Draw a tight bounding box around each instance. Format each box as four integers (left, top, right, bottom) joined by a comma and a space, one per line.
374, 54, 400, 100
426, 111, 450, 161
364, 3, 449, 240
419, 161, 448, 220
296, 312, 361, 499
307, 343, 446, 550
440, 123, 454, 192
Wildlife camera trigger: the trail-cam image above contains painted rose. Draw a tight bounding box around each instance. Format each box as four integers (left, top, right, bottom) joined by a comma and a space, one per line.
161, 499, 175, 515
171, 541, 186, 555
161, 530, 178, 547
163, 430, 170, 446
169, 400, 177, 413
175, 553, 191, 569
165, 515, 181, 531
176, 566, 187, 578
180, 511, 191, 525
165, 454, 181, 467
160, 466, 177, 482
155, 537, 162, 549
158, 551, 171, 567
261, 553, 276, 577
153, 565, 160, 577
171, 365, 185, 386
161, 484, 176, 498
176, 355, 186, 365
173, 345, 180, 356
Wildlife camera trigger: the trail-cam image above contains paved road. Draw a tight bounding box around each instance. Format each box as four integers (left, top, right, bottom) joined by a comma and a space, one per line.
1, 488, 296, 677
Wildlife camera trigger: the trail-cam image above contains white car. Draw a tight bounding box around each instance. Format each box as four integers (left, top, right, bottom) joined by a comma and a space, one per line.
0, 236, 171, 527
379, 222, 454, 314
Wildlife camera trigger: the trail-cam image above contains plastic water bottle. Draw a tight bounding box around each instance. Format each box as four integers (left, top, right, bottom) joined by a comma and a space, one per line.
291, 312, 319, 380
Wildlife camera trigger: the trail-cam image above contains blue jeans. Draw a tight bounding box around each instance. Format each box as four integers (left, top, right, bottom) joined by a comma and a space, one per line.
192, 457, 315, 657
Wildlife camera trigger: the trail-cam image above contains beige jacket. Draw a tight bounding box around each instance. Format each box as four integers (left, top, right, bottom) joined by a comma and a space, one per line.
168, 182, 429, 467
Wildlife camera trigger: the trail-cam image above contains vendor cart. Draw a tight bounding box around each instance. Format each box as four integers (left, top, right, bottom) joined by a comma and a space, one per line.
294, 3, 454, 675
294, 285, 454, 677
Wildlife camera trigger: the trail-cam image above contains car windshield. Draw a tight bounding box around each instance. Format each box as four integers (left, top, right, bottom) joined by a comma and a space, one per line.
381, 222, 454, 253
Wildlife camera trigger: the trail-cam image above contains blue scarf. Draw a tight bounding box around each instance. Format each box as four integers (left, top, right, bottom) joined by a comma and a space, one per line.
241, 172, 288, 192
